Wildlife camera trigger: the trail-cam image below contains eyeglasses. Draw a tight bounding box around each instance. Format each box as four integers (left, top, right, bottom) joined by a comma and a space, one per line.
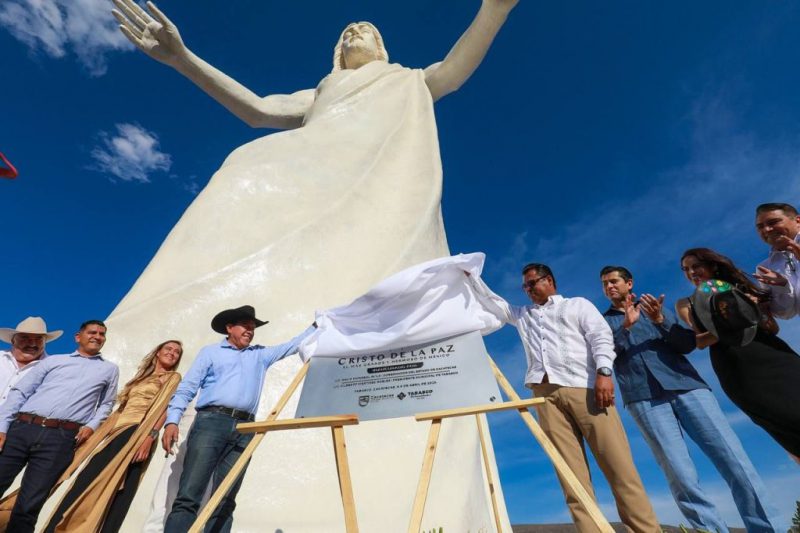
522, 276, 549, 290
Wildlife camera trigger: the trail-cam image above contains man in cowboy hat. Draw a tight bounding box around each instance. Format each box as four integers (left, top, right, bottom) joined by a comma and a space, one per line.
0, 317, 62, 405
161, 305, 315, 533
0, 319, 118, 532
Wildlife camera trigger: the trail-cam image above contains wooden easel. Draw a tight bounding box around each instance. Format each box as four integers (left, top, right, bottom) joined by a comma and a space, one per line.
189, 361, 358, 533
190, 356, 615, 533
406, 357, 615, 533
189, 362, 361, 533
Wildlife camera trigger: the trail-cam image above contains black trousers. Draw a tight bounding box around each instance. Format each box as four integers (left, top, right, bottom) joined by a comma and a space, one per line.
0, 421, 77, 533
45, 425, 145, 533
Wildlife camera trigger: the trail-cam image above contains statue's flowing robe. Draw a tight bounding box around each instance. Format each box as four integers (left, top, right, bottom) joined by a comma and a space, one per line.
59, 61, 510, 532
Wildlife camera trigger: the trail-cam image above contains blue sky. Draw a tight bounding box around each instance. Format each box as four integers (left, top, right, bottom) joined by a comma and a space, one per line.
2, 0, 799, 528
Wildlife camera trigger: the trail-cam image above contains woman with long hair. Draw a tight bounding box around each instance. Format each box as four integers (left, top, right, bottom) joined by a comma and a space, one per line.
676, 248, 800, 458
42, 340, 184, 532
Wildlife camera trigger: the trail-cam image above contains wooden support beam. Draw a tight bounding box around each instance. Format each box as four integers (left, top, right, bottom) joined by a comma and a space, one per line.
414, 398, 543, 421
332, 425, 359, 533
488, 357, 615, 533
237, 414, 359, 433
407, 419, 442, 533
476, 414, 504, 533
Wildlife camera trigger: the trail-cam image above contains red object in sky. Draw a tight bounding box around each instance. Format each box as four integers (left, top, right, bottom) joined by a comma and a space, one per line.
0, 152, 18, 179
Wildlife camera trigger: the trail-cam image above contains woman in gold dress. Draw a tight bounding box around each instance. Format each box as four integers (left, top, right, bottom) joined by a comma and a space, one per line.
43, 340, 183, 532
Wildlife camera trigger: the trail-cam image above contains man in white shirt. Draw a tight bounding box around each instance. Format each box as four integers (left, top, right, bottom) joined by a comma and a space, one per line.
471, 263, 659, 533
0, 317, 62, 404
754, 202, 800, 319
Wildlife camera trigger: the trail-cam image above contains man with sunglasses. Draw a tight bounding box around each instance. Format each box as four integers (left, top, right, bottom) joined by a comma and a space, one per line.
754, 202, 800, 319
468, 263, 659, 533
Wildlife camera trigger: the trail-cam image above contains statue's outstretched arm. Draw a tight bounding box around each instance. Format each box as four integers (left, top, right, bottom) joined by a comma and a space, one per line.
424, 0, 518, 102
113, 0, 314, 129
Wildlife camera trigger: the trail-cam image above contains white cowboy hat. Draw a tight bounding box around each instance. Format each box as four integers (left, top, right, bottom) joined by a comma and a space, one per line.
0, 316, 63, 344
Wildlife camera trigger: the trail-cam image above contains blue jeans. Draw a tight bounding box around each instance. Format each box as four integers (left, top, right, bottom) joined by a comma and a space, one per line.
164, 411, 254, 533
0, 421, 76, 533
628, 388, 781, 532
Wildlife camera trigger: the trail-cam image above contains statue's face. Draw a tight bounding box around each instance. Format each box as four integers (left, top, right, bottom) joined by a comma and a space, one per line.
341, 23, 379, 67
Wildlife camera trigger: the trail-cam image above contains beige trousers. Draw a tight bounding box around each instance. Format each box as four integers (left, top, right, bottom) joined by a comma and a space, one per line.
531, 384, 659, 533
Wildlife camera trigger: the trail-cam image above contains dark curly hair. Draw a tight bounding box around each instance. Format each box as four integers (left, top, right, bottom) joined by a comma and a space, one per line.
680, 248, 768, 302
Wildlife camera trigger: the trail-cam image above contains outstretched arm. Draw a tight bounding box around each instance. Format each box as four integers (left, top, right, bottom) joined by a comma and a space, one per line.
113, 0, 314, 129
424, 0, 519, 102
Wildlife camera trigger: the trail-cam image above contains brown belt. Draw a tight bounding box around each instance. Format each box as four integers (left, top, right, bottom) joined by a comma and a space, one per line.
16, 413, 81, 431
197, 405, 255, 422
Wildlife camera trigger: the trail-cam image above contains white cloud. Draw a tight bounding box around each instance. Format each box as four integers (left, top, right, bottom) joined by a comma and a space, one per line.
91, 123, 171, 183
0, 0, 133, 76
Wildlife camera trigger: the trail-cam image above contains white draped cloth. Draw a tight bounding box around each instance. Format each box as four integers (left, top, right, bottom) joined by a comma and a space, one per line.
300, 253, 503, 359
47, 61, 513, 532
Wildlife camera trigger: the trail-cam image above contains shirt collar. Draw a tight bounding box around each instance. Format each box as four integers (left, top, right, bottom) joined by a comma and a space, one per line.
604, 306, 624, 316
69, 351, 104, 360
1, 350, 46, 367
219, 338, 261, 351
532, 294, 563, 308
220, 338, 236, 350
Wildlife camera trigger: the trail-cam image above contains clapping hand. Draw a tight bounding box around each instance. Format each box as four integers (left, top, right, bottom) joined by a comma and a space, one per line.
622, 293, 640, 329
753, 265, 788, 287
113, 0, 187, 67
639, 293, 665, 324
774, 235, 800, 259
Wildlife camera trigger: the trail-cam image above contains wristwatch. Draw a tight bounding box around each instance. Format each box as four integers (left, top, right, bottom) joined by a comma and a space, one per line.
149, 429, 159, 439
596, 367, 612, 377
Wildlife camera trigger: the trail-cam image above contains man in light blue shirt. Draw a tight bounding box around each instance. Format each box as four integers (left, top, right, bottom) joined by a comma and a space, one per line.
0, 319, 119, 532
162, 305, 315, 533
753, 202, 800, 319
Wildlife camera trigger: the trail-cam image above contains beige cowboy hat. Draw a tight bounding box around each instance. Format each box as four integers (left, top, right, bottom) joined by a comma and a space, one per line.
0, 316, 63, 344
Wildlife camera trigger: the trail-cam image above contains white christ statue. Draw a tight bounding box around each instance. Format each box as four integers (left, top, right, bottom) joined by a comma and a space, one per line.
92, 1, 520, 531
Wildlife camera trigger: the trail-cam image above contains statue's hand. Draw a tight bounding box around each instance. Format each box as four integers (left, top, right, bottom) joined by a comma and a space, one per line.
113, 0, 187, 67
